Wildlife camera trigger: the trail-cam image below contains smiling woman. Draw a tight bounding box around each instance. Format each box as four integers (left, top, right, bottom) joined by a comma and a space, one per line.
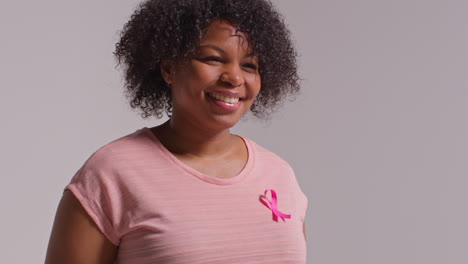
164, 20, 261, 132
45, 0, 307, 263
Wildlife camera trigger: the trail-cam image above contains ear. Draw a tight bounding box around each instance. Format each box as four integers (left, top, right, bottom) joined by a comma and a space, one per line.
160, 60, 175, 85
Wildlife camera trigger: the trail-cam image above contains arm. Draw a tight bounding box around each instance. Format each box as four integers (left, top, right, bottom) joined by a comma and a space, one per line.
45, 190, 117, 264
303, 222, 306, 241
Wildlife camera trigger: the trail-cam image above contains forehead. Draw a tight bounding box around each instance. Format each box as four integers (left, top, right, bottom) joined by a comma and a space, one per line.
199, 20, 251, 52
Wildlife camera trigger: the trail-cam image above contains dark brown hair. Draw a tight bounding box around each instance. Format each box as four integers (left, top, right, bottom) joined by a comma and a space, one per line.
115, 0, 300, 119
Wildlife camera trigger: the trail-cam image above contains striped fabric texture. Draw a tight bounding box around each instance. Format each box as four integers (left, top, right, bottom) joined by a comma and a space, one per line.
66, 127, 308, 264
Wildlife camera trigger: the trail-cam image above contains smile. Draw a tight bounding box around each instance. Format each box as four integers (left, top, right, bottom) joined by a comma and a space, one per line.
207, 93, 240, 103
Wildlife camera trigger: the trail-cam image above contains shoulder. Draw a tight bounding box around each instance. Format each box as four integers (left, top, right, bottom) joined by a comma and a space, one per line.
243, 137, 294, 172
67, 127, 160, 201
80, 128, 155, 171
244, 137, 308, 221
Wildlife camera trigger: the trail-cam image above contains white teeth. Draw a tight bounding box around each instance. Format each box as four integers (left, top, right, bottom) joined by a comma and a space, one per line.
209, 93, 240, 103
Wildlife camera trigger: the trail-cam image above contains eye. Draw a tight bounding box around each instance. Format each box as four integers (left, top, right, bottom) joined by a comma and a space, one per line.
242, 63, 258, 71
199, 56, 223, 63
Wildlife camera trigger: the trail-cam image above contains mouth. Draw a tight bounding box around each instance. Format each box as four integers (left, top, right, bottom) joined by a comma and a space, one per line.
206, 92, 243, 112
206, 92, 244, 103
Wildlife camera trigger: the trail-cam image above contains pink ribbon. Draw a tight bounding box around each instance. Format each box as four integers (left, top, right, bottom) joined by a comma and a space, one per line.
260, 189, 291, 221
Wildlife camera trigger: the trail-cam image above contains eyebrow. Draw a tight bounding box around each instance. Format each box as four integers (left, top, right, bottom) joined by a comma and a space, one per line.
198, 44, 256, 58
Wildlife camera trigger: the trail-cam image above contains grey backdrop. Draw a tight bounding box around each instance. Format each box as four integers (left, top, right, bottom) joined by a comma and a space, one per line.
1, 0, 467, 263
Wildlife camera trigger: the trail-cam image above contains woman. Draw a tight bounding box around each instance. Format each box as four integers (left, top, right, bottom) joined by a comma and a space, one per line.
45, 0, 308, 263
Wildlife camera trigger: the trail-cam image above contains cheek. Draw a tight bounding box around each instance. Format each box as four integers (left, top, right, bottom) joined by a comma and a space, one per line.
246, 75, 262, 96
196, 69, 220, 86
188, 62, 219, 83
172, 68, 217, 98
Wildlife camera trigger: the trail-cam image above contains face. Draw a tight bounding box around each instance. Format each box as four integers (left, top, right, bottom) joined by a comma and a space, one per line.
162, 20, 261, 132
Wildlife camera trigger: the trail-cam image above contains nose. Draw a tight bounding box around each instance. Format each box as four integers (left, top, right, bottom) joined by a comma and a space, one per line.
220, 64, 244, 87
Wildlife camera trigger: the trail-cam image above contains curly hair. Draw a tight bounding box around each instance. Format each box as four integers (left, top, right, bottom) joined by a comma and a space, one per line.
115, 0, 300, 119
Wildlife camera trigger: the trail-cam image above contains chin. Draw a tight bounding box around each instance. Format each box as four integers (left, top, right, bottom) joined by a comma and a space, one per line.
203, 113, 244, 132
211, 117, 241, 130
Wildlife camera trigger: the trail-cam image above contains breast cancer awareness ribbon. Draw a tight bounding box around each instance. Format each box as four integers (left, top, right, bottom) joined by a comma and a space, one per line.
260, 189, 291, 221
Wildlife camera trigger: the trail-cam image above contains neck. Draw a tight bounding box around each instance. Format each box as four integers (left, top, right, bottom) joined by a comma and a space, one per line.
152, 118, 238, 159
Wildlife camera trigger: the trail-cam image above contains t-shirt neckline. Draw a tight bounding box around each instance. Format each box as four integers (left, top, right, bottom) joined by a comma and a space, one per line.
142, 127, 255, 186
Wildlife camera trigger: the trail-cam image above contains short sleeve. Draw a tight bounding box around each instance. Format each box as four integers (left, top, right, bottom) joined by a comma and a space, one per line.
64, 151, 123, 246
298, 188, 308, 223
286, 164, 309, 223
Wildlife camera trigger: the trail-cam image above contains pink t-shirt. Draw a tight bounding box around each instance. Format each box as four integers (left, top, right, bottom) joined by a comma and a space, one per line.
65, 127, 308, 263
